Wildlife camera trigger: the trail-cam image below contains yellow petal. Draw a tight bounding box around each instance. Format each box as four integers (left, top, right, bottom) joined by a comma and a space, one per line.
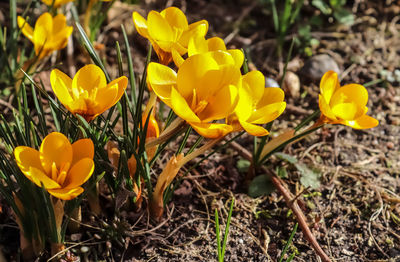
161, 7, 188, 31
198, 84, 239, 122
71, 139, 94, 167
49, 25, 73, 51
147, 11, 174, 44
242, 71, 265, 105
244, 87, 286, 123
17, 16, 33, 41
177, 53, 219, 99
48, 187, 84, 200
50, 69, 74, 110
257, 87, 285, 107
170, 87, 200, 123
92, 84, 118, 116
190, 122, 233, 138
226, 49, 244, 69
318, 94, 337, 120
132, 12, 150, 38
239, 120, 269, 137
14, 147, 61, 189
207, 37, 227, 51
331, 102, 359, 120
330, 83, 368, 109
235, 88, 253, 121
206, 50, 236, 67
320, 70, 339, 104
342, 114, 379, 129
147, 62, 177, 107
53, 14, 67, 32
33, 12, 53, 55
63, 158, 94, 189
73, 64, 107, 93
14, 146, 44, 175
249, 102, 286, 124
188, 36, 209, 56
39, 132, 73, 174
26, 167, 61, 189
171, 48, 185, 68
106, 76, 128, 107
196, 65, 241, 102
179, 20, 208, 47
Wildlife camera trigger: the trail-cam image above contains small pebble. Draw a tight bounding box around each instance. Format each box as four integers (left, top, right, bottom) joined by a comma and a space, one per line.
301, 54, 340, 81
80, 246, 89, 253
387, 141, 394, 149
238, 238, 244, 244
282, 71, 300, 98
265, 77, 280, 88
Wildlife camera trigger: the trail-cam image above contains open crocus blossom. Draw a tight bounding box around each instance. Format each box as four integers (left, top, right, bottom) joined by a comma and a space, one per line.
41, 0, 74, 8
230, 71, 286, 136
14, 132, 94, 200
132, 7, 208, 65
147, 50, 244, 138
172, 36, 232, 67
318, 70, 378, 129
50, 64, 128, 122
18, 13, 73, 59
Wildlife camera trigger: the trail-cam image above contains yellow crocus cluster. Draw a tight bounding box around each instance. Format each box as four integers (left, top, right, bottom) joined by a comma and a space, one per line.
134, 7, 286, 139
18, 12, 73, 59
147, 47, 286, 138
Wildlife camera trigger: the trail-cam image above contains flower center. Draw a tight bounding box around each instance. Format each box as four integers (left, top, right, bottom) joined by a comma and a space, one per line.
50, 162, 71, 186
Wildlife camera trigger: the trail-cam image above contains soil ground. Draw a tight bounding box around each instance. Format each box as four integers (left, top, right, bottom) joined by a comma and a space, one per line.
1, 0, 400, 261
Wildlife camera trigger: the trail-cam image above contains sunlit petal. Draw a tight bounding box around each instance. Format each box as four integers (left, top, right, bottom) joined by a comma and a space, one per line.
63, 158, 94, 189
343, 115, 379, 129
50, 69, 74, 109
14, 146, 44, 174
147, 11, 174, 44
177, 53, 219, 99
318, 94, 337, 121
170, 87, 200, 123
132, 12, 149, 38
17, 16, 33, 41
48, 187, 84, 200
198, 84, 238, 122
320, 70, 339, 104
330, 84, 368, 109
71, 139, 94, 166
331, 102, 359, 120
190, 122, 233, 138
161, 7, 188, 31
72, 64, 107, 93
39, 132, 73, 174
239, 120, 269, 137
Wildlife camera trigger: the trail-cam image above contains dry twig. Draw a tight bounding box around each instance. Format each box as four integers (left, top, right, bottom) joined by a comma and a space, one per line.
230, 141, 332, 262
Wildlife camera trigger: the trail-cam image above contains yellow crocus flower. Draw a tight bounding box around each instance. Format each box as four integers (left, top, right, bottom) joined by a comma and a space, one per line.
132, 7, 208, 65
14, 132, 94, 200
50, 64, 128, 122
42, 0, 74, 8
172, 36, 244, 68
147, 50, 244, 138
319, 71, 378, 129
230, 71, 286, 136
18, 12, 73, 59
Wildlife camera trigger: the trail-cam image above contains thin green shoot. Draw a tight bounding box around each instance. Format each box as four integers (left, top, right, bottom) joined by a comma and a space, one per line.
215, 198, 235, 262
